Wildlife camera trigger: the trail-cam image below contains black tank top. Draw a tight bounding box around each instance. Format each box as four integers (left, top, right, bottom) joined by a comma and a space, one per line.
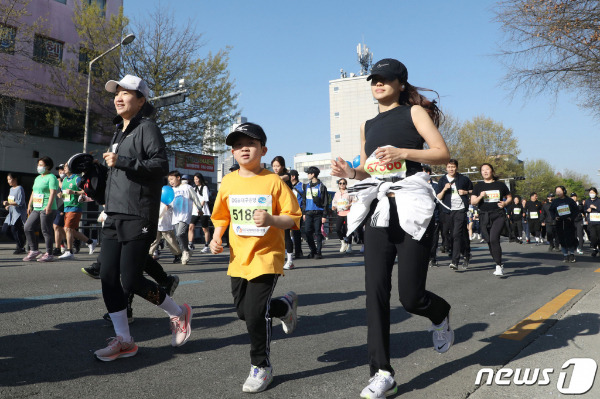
364, 105, 424, 176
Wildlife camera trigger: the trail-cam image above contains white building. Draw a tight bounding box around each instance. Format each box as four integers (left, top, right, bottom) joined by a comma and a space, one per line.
293, 152, 334, 192
329, 75, 378, 167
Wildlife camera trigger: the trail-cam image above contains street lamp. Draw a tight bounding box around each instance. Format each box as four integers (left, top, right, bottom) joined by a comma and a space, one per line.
83, 33, 136, 153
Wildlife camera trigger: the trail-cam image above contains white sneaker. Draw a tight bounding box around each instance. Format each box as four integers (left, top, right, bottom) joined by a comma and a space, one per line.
280, 291, 298, 334
493, 265, 504, 276
58, 251, 74, 260
181, 251, 190, 265
346, 243, 353, 254
339, 240, 348, 253
242, 365, 273, 393
429, 315, 454, 354
360, 370, 397, 398
576, 249, 584, 255
283, 260, 294, 270
200, 246, 210, 254
87, 239, 98, 255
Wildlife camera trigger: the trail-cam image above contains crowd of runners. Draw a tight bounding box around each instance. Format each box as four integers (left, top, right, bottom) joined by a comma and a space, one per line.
1, 60, 598, 398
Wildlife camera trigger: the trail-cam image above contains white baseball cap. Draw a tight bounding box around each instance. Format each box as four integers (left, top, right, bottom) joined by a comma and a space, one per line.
105, 74, 150, 98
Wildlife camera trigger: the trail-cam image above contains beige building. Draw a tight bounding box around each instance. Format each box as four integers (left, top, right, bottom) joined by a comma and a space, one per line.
329, 75, 379, 165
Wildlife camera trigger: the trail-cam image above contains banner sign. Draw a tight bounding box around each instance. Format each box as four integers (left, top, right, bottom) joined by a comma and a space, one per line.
174, 151, 215, 172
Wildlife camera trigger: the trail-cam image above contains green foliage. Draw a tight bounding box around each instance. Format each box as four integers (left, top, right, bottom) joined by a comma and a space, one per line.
516, 159, 561, 197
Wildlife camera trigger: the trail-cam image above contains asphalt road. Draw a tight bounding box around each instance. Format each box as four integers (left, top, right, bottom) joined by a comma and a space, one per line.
0, 238, 598, 398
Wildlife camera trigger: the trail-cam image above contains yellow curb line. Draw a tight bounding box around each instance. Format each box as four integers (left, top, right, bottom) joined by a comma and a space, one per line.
499, 289, 582, 341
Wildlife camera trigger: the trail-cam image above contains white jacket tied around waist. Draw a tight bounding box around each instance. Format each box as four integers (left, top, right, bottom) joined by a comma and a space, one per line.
346, 172, 438, 241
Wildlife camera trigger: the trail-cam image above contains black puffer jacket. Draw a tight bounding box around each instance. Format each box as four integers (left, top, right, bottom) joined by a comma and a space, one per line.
103, 112, 168, 224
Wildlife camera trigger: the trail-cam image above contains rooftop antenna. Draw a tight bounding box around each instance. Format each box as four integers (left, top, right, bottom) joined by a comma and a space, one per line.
357, 41, 372, 76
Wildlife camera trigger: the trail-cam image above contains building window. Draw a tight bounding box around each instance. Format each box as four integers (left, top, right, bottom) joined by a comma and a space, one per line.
33, 35, 64, 65
24, 101, 54, 136
333, 86, 339, 93
334, 134, 340, 142
334, 112, 340, 118
78, 46, 102, 75
0, 97, 15, 129
0, 24, 16, 54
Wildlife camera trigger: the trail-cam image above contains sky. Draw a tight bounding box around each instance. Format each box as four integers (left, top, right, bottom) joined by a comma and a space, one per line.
124, 0, 600, 186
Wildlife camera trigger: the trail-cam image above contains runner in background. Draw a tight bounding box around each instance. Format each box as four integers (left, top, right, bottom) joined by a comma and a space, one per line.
525, 192, 543, 245
289, 170, 304, 260
521, 198, 530, 243
550, 186, 579, 262
570, 192, 585, 255
542, 193, 560, 252
471, 163, 511, 276
507, 195, 523, 244
189, 173, 212, 254
53, 164, 67, 256
168, 170, 202, 265
584, 187, 600, 257
332, 178, 354, 255
271, 156, 295, 269
423, 165, 440, 267
2, 173, 27, 254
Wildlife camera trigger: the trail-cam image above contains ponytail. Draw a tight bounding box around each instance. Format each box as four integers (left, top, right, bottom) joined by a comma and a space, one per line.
399, 82, 442, 127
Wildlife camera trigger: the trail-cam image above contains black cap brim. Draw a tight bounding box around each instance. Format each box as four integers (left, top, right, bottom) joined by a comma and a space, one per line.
225, 131, 262, 146
366, 72, 398, 82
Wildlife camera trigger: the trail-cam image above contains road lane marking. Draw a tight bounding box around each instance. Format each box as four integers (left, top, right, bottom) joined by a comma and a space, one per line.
499, 289, 582, 341
595, 268, 600, 273
0, 280, 203, 305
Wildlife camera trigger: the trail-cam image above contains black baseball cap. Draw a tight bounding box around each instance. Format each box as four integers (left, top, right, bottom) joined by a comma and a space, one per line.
547, 193, 555, 198
367, 58, 408, 83
56, 164, 65, 171
570, 192, 577, 197
226, 122, 267, 146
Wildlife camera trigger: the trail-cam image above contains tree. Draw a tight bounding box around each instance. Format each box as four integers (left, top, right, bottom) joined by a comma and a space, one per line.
455, 115, 522, 179
516, 159, 562, 197
495, 0, 600, 116
121, 6, 239, 153
560, 169, 594, 198
436, 112, 462, 174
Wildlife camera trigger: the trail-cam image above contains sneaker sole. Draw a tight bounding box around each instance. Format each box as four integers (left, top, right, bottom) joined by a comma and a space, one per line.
242, 375, 273, 393
94, 345, 139, 362
81, 268, 101, 279
282, 292, 298, 334
167, 276, 180, 297
173, 303, 192, 347
360, 382, 398, 398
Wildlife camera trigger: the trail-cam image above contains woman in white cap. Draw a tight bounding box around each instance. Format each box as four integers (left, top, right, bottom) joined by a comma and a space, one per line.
331, 58, 453, 398
94, 75, 192, 361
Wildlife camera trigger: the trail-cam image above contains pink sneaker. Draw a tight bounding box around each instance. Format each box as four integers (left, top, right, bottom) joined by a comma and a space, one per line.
23, 250, 41, 261
37, 253, 54, 262
94, 336, 138, 362
170, 303, 192, 347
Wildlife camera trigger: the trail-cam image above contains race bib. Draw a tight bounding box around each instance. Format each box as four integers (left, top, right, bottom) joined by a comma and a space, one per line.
7, 195, 15, 203
336, 198, 349, 211
32, 193, 44, 208
364, 147, 407, 179
484, 190, 500, 203
590, 213, 600, 222
556, 204, 570, 217
62, 190, 72, 202
513, 208, 521, 215
229, 195, 272, 236
529, 211, 539, 219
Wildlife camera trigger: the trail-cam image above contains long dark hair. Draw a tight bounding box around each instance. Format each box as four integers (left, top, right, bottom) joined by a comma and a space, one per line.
135, 90, 156, 118
480, 163, 498, 181
194, 173, 208, 195
271, 156, 288, 176
399, 82, 443, 127
7, 172, 20, 185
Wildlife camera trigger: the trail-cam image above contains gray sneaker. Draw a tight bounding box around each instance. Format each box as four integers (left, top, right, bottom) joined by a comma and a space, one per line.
280, 291, 298, 334
429, 315, 454, 354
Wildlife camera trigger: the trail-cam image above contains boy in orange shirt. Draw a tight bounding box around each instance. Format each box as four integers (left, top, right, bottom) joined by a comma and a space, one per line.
210, 122, 302, 393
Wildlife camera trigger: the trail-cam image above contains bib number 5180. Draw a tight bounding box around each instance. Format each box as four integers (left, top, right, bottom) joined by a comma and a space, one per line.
232, 208, 254, 222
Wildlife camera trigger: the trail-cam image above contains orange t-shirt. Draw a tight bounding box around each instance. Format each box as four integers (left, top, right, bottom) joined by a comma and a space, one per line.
211, 169, 301, 280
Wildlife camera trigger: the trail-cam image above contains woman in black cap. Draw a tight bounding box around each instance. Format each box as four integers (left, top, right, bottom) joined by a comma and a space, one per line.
94, 75, 192, 361
331, 58, 453, 398
550, 186, 579, 262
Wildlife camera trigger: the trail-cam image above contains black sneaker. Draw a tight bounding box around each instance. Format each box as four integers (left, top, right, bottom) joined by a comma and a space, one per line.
162, 275, 180, 297
13, 248, 26, 255
294, 252, 303, 259
307, 252, 316, 259
429, 259, 438, 267
548, 246, 554, 252
463, 254, 471, 269
315, 253, 323, 259
562, 256, 569, 263
52, 248, 62, 256
81, 266, 100, 279
173, 255, 182, 264
188, 243, 195, 251
592, 249, 598, 257
569, 254, 576, 263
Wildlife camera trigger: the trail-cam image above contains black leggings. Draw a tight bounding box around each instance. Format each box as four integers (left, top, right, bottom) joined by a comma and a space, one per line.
511, 220, 523, 241
336, 214, 349, 243
364, 200, 450, 377
2, 219, 26, 249
588, 223, 600, 249
284, 229, 293, 254
481, 211, 505, 265
100, 234, 167, 313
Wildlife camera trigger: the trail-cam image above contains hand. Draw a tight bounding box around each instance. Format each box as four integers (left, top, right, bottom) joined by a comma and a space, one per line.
2, 201, 6, 206
27, 208, 32, 216
444, 183, 452, 191
209, 238, 223, 254
591, 205, 597, 210
253, 209, 271, 227
458, 189, 468, 196
321, 217, 327, 224
480, 191, 486, 198
303, 215, 306, 222
331, 157, 352, 178
45, 206, 52, 215
542, 222, 546, 226
498, 201, 505, 209
103, 152, 118, 167
374, 146, 406, 164
63, 189, 73, 195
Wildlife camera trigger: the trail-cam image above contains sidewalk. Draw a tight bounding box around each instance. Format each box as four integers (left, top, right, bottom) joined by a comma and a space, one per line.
468, 281, 600, 398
